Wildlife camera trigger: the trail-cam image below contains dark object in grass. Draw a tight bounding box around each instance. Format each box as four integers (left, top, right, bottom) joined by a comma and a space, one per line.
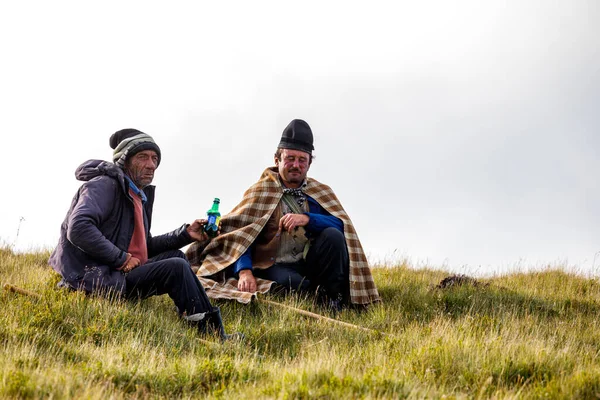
198, 306, 244, 342
435, 274, 488, 289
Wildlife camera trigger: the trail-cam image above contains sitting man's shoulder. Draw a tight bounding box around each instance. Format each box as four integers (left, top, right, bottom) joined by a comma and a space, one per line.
306, 177, 336, 194
76, 160, 124, 189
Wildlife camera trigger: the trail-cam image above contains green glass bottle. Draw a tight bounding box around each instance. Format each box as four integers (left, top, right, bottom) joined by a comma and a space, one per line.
204, 198, 221, 238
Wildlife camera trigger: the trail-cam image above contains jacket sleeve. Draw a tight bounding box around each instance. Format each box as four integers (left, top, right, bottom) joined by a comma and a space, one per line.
304, 197, 344, 235
147, 224, 193, 257
66, 179, 129, 268
232, 246, 253, 276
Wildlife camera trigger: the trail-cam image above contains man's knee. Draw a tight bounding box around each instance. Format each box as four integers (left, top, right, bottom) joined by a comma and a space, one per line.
164, 257, 193, 278
171, 250, 187, 260
317, 227, 346, 250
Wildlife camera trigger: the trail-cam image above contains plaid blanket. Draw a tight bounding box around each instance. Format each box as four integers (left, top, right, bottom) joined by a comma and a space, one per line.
186, 167, 380, 305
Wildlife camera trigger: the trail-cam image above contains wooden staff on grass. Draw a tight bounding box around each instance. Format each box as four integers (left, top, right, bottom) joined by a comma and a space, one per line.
4, 282, 384, 337
259, 297, 385, 336
3, 283, 42, 299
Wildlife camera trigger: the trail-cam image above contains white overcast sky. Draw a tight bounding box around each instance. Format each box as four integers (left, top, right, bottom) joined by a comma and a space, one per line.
1, 1, 598, 276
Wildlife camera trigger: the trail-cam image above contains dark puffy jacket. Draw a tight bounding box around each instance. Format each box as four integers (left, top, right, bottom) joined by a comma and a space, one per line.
49, 159, 192, 295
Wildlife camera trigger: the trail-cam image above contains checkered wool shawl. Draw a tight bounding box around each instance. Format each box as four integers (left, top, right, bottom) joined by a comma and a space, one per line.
186, 167, 380, 305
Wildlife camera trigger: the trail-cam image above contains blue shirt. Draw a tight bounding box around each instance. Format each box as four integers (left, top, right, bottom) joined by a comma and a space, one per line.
125, 176, 147, 203
233, 195, 343, 275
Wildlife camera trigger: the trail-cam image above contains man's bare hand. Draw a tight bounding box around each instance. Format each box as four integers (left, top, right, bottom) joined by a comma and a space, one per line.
278, 213, 310, 235
186, 219, 210, 242
118, 253, 141, 273
238, 269, 257, 293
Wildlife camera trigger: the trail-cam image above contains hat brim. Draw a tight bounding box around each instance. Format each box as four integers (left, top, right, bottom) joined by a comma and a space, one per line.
128, 142, 162, 165
278, 140, 313, 155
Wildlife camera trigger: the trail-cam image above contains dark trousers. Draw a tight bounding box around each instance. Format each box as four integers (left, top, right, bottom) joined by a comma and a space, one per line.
125, 250, 212, 316
254, 227, 350, 302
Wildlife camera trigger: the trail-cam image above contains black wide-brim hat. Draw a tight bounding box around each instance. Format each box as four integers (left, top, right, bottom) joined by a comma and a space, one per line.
278, 119, 314, 155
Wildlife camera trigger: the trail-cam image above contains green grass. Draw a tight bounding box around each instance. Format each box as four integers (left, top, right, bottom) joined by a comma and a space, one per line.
2, 247, 600, 399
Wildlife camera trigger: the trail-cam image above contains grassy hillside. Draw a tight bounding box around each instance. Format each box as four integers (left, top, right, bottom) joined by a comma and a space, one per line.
2, 247, 600, 399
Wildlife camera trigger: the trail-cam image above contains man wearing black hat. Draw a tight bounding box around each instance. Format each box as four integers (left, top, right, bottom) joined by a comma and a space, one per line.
235, 119, 349, 309
49, 129, 240, 340
187, 119, 380, 309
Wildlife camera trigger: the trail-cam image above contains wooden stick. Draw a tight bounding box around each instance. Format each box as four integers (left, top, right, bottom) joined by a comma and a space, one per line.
3, 283, 42, 299
260, 298, 385, 335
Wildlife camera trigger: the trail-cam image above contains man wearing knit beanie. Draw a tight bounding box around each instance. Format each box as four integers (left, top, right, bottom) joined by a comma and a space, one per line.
110, 128, 162, 169
49, 128, 241, 341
